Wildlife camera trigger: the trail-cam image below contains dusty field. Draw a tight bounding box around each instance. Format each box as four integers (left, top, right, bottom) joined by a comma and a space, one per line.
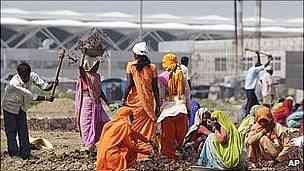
0, 130, 97, 170
0, 99, 303, 170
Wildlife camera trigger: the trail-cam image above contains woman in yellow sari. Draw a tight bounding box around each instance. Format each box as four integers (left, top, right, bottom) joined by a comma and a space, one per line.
121, 42, 160, 161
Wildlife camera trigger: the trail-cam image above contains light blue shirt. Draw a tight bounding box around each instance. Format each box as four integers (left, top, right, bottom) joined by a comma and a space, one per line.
245, 65, 264, 90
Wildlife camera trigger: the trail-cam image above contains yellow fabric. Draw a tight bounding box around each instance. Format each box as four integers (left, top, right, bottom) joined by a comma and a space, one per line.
238, 105, 262, 142
161, 53, 184, 100
211, 110, 243, 168
29, 137, 53, 150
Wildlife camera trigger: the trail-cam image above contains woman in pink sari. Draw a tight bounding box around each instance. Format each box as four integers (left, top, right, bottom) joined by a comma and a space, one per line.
75, 56, 110, 151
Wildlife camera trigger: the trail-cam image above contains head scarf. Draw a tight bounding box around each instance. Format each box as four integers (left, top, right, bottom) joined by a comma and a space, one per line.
210, 110, 243, 168
112, 107, 133, 125
265, 65, 273, 71
96, 107, 134, 170
253, 107, 278, 140
161, 53, 184, 99
132, 42, 148, 56
250, 105, 263, 117
185, 107, 210, 138
83, 56, 100, 72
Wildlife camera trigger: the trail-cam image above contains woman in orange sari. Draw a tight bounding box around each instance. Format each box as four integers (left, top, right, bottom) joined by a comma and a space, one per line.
121, 42, 160, 161
96, 107, 154, 171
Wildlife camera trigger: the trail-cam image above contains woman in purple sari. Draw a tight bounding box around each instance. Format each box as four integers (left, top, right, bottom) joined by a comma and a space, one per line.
75, 56, 110, 151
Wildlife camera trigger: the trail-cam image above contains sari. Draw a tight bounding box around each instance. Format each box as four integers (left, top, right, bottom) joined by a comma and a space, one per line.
238, 105, 262, 142
75, 71, 110, 147
189, 100, 201, 127
125, 60, 157, 160
96, 107, 150, 171
198, 110, 244, 170
246, 107, 291, 163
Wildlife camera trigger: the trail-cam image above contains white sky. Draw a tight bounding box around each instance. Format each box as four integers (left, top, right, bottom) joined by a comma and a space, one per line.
1, 1, 303, 20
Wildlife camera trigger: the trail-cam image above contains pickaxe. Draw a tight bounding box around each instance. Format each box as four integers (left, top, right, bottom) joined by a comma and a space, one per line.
245, 48, 272, 57
51, 48, 66, 96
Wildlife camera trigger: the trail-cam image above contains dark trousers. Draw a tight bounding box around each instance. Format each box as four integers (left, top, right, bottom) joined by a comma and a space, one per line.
245, 89, 260, 116
3, 110, 30, 159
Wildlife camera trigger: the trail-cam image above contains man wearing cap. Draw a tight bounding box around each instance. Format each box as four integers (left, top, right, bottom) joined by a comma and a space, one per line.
260, 65, 276, 108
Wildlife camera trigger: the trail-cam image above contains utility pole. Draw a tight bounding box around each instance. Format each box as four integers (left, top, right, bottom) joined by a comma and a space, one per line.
234, 0, 238, 75
237, 0, 244, 75
139, 0, 143, 42
255, 0, 262, 51
234, 0, 244, 98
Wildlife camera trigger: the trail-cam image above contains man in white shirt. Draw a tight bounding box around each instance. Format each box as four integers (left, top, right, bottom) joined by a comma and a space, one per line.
260, 66, 276, 108
1, 62, 55, 159
181, 56, 191, 90
244, 52, 272, 118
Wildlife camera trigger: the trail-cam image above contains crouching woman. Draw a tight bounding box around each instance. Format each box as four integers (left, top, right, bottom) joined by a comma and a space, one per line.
197, 110, 244, 170
96, 107, 155, 171
246, 107, 291, 168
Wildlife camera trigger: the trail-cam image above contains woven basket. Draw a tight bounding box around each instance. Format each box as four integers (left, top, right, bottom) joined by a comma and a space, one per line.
85, 48, 105, 57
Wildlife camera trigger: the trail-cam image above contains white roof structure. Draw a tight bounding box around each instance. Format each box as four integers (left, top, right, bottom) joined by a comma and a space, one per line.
1, 8, 303, 51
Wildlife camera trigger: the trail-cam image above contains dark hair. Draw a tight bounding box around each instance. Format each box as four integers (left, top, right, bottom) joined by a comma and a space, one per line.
136, 54, 151, 71
278, 97, 285, 103
255, 63, 262, 67
17, 62, 31, 75
181, 56, 189, 65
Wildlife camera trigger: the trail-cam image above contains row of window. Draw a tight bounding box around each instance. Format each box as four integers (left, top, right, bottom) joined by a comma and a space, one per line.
214, 56, 281, 71
0, 56, 282, 72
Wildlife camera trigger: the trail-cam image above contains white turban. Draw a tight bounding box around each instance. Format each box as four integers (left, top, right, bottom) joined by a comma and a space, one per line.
265, 65, 273, 71
132, 42, 148, 56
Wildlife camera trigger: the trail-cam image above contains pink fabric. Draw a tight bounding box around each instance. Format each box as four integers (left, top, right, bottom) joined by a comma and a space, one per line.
158, 71, 170, 88
75, 72, 110, 146
215, 127, 228, 144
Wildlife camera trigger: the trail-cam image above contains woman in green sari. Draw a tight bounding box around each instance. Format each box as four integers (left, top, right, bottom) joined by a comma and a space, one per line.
197, 110, 244, 170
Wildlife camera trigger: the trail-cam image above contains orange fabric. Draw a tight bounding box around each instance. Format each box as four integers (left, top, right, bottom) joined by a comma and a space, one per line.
126, 60, 157, 121
96, 107, 148, 171
130, 107, 157, 160
160, 113, 188, 159
253, 107, 277, 140
125, 60, 158, 160
161, 53, 184, 100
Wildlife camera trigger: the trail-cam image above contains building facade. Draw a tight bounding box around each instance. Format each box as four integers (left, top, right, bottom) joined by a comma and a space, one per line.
160, 37, 303, 86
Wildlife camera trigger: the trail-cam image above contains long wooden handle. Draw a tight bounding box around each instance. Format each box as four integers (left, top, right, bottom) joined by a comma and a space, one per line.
245, 48, 271, 56
51, 49, 65, 96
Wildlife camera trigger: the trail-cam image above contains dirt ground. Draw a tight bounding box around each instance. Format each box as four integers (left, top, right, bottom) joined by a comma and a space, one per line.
0, 130, 97, 170
0, 99, 303, 171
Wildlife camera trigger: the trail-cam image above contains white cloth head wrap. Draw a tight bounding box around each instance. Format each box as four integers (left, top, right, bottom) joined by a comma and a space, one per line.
83, 56, 100, 71
132, 42, 148, 56
184, 107, 210, 140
